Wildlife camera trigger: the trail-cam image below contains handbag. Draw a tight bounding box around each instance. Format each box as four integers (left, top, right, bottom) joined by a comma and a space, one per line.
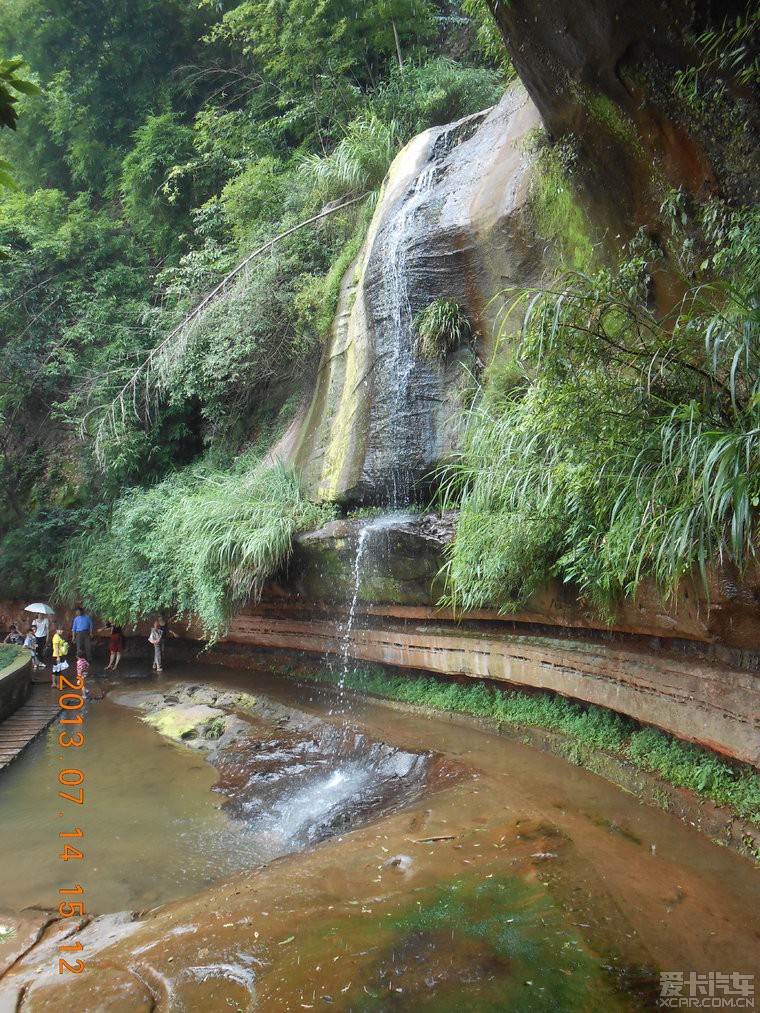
60, 640, 69, 656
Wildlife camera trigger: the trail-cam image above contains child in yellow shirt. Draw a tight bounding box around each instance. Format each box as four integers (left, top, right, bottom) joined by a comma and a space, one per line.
51, 627, 69, 688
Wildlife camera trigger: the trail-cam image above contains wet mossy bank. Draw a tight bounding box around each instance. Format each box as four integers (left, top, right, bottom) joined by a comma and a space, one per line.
0, 647, 31, 723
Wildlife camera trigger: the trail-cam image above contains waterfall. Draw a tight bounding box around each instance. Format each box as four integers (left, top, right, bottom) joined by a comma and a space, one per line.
332, 512, 411, 711
377, 163, 438, 506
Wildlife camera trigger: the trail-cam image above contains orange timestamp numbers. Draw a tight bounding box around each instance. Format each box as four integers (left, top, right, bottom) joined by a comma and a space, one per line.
56, 671, 86, 975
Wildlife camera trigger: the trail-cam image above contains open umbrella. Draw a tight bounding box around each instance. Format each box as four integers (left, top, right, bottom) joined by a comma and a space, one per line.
23, 602, 55, 615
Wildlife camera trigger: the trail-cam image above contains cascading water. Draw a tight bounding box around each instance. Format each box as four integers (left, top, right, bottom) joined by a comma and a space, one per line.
333, 511, 412, 713
333, 158, 442, 704
217, 720, 441, 857
378, 164, 437, 506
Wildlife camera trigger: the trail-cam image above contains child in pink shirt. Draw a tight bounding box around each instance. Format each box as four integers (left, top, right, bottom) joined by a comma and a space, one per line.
76, 652, 89, 688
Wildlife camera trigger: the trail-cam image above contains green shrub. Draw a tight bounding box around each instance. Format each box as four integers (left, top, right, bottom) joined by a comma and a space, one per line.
299, 115, 401, 204
204, 716, 226, 739
438, 208, 760, 616
57, 455, 335, 637
372, 58, 505, 140
0, 644, 23, 669
415, 297, 473, 362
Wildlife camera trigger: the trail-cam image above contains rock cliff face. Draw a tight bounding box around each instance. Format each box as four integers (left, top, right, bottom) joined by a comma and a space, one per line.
288, 85, 542, 505
486, 0, 759, 236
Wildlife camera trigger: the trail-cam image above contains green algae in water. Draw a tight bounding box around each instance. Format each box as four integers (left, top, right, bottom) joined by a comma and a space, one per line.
355, 875, 640, 1011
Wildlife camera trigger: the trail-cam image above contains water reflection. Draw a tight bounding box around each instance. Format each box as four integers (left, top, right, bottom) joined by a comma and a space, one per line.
0, 688, 445, 915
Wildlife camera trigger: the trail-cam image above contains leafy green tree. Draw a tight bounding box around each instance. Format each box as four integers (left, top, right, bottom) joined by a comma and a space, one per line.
0, 0, 211, 191
208, 0, 436, 146
0, 56, 39, 189
120, 112, 198, 260
0, 188, 151, 519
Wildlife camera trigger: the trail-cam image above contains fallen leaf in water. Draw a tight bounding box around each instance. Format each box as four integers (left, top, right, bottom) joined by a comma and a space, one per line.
279, 936, 295, 945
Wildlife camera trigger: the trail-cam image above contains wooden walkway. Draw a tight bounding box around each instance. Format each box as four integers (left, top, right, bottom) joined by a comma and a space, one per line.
0, 684, 60, 772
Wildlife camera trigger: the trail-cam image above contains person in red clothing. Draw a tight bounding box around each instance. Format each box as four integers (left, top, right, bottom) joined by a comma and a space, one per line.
105, 625, 126, 671
76, 651, 89, 687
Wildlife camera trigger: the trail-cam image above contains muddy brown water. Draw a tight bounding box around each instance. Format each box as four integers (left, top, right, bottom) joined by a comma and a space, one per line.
0, 659, 758, 1010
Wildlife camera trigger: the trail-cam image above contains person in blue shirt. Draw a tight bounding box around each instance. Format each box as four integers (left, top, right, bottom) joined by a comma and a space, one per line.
71, 606, 93, 662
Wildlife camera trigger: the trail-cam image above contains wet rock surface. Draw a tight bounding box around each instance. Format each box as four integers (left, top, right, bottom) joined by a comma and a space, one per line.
3, 666, 759, 1011
113, 682, 457, 858
292, 511, 455, 604
290, 86, 543, 504
488, 0, 759, 237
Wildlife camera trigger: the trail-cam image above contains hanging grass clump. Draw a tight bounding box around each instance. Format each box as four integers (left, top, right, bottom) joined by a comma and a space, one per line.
415, 297, 473, 361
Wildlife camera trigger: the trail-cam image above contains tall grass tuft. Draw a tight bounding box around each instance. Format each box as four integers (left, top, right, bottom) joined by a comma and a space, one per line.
415, 297, 473, 362
299, 115, 401, 205
57, 456, 335, 637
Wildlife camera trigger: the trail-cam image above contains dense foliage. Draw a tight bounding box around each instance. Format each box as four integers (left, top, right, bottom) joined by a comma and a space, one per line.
0, 56, 38, 189
440, 206, 760, 615
3, 0, 757, 641
58, 455, 335, 636
0, 1, 508, 610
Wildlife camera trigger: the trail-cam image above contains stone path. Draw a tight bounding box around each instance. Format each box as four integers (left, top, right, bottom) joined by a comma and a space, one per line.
0, 685, 60, 772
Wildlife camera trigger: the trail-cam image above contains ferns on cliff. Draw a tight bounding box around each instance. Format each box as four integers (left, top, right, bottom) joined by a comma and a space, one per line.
439, 208, 760, 616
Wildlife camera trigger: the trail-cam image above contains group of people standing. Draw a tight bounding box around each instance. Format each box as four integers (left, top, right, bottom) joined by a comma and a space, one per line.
5, 614, 55, 672
4, 608, 176, 686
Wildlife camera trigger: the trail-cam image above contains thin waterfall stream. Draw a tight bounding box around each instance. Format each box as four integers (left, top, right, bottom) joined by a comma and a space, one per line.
335, 512, 412, 712
381, 164, 437, 506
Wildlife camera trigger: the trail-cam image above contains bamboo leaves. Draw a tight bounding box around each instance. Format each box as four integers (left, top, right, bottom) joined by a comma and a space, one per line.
439, 209, 760, 616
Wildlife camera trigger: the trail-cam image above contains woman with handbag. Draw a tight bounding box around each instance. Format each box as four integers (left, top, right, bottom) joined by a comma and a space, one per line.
148, 620, 164, 673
